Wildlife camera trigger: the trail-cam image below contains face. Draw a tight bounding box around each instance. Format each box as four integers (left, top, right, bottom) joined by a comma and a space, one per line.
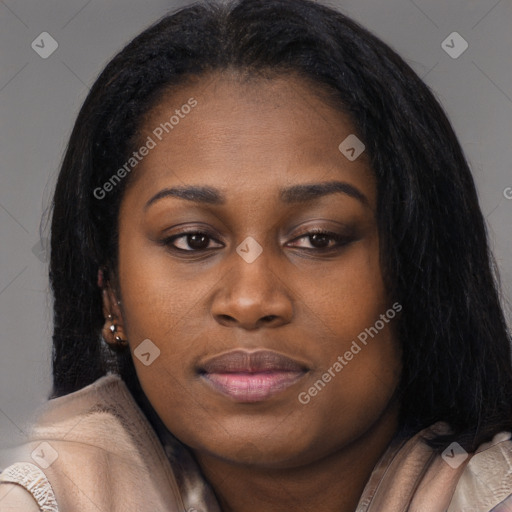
103, 72, 402, 469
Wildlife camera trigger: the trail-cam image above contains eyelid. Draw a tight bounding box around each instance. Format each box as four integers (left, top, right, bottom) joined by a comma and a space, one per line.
159, 223, 222, 241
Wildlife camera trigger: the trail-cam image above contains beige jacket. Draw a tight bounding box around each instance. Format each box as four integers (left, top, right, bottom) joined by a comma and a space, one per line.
0, 373, 511, 512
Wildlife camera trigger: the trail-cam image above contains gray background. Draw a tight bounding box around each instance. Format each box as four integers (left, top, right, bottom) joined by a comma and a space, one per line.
1, 0, 511, 467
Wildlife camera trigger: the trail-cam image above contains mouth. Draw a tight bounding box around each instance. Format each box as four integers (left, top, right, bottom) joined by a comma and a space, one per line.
197, 349, 309, 402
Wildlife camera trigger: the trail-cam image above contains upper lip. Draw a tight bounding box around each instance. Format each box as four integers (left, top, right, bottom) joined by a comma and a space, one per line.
198, 349, 309, 374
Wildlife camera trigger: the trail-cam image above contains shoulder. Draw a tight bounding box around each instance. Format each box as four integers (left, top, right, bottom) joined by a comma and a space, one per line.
0, 376, 128, 512
0, 483, 41, 511
447, 431, 512, 512
0, 461, 58, 511
368, 423, 512, 511
0, 374, 189, 511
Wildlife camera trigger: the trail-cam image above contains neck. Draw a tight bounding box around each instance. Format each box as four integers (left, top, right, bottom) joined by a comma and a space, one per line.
193, 400, 401, 512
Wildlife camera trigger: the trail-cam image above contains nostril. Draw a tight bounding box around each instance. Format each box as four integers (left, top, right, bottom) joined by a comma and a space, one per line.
218, 314, 235, 323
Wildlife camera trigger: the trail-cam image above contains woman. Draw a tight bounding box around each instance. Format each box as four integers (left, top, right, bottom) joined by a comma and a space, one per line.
1, 0, 511, 510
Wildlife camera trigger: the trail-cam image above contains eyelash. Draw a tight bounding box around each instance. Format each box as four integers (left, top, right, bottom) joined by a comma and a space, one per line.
160, 227, 353, 254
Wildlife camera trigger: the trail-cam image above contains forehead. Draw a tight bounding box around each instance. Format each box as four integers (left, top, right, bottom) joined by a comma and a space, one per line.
124, 71, 375, 204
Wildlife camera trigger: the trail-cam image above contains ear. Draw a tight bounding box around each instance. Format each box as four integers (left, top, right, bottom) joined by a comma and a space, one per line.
99, 268, 126, 343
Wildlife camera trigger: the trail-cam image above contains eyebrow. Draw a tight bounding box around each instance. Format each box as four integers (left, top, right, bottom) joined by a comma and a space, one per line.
144, 180, 369, 211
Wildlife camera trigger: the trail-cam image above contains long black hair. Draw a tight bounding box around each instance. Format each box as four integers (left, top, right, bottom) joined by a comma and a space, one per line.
47, 0, 512, 452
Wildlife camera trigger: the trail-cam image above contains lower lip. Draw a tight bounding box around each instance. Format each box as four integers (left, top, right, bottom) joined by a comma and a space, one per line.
201, 370, 306, 402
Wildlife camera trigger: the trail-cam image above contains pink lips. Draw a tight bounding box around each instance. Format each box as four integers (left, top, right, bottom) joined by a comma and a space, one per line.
198, 349, 308, 402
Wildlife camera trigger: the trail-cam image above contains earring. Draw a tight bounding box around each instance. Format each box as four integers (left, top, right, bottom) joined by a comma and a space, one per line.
104, 314, 129, 350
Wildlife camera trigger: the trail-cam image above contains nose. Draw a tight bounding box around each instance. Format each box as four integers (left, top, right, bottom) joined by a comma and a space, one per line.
211, 247, 293, 330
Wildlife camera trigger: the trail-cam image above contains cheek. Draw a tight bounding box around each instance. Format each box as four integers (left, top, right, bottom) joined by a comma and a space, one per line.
115, 234, 219, 405
306, 235, 389, 337
295, 238, 401, 432
116, 232, 209, 341
296, 239, 400, 445
307, 326, 402, 411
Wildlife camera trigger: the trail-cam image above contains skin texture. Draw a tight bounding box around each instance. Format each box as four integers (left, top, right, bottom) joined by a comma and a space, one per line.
102, 71, 403, 512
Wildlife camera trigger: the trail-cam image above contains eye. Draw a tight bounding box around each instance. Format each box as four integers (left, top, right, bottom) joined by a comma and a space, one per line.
160, 227, 354, 255
287, 228, 353, 251
161, 230, 223, 252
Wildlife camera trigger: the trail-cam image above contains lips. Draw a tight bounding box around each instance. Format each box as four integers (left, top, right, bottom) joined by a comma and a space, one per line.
199, 349, 308, 373
198, 349, 309, 402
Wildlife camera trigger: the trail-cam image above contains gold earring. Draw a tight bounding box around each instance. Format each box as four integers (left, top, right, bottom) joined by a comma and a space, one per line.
104, 314, 129, 350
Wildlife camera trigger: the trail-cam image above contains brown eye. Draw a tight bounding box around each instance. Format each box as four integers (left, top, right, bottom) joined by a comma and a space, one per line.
288, 229, 353, 251
307, 232, 333, 249
162, 231, 223, 252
